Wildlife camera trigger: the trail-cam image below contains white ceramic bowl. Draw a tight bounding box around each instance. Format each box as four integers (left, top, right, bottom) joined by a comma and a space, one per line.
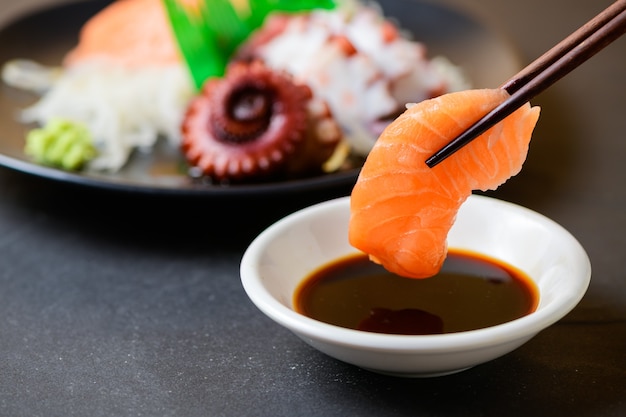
240, 195, 591, 377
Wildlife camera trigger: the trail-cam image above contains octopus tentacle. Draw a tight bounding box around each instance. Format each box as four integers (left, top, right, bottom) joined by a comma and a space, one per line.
181, 60, 342, 182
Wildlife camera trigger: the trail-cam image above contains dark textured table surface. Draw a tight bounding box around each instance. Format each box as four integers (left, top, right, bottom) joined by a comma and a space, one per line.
0, 0, 625, 416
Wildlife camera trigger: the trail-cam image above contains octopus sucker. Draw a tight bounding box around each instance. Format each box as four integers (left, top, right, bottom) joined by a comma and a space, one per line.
181, 60, 342, 182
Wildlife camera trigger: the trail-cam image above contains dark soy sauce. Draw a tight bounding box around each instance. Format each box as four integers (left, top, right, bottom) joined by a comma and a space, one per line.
294, 249, 539, 335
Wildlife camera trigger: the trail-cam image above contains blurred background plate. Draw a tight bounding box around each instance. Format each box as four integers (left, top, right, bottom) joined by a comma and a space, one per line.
0, 0, 521, 198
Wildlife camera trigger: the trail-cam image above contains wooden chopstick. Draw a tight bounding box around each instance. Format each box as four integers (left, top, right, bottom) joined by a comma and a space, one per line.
425, 0, 626, 168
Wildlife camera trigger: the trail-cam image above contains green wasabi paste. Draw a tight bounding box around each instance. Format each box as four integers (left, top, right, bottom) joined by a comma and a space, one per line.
25, 118, 97, 170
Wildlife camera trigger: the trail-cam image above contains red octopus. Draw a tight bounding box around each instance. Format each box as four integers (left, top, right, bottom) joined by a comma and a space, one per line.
181, 60, 342, 183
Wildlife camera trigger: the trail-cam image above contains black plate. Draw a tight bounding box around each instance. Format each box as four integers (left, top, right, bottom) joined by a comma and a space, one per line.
0, 0, 521, 197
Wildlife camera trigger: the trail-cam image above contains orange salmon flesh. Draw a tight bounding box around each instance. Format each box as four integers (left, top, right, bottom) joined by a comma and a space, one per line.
348, 88, 540, 279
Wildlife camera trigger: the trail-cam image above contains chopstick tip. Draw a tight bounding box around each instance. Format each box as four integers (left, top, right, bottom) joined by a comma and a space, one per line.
425, 154, 441, 168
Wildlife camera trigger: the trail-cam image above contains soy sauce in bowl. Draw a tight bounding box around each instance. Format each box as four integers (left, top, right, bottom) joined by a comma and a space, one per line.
294, 249, 539, 335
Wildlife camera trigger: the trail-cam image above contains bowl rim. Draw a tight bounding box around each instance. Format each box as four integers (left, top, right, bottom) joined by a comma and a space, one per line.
240, 195, 592, 353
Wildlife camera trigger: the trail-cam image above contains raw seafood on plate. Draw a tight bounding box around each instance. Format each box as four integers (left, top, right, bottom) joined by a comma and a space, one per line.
181, 59, 343, 182
1, 0, 469, 184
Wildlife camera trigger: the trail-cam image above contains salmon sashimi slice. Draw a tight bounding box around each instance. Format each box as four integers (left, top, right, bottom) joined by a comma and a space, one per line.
63, 0, 181, 68
348, 88, 541, 279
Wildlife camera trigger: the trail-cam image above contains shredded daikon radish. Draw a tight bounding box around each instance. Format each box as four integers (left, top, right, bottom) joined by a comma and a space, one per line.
6, 59, 194, 172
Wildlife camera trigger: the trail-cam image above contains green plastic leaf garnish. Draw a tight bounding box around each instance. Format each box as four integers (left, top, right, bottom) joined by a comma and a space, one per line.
162, 0, 337, 90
